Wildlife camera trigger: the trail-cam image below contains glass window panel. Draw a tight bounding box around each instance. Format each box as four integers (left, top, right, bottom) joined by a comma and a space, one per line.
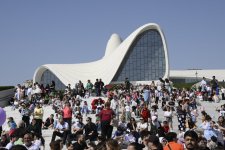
41, 70, 66, 90
112, 29, 166, 81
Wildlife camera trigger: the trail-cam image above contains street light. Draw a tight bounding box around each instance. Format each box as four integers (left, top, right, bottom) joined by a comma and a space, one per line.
195, 71, 198, 82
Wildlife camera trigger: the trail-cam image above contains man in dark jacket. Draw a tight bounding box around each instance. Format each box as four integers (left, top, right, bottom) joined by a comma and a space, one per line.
84, 117, 98, 141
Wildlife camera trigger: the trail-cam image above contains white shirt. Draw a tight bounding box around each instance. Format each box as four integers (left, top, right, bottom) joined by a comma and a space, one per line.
137, 122, 148, 130
5, 142, 14, 149
131, 100, 137, 107
55, 122, 69, 131
110, 99, 118, 110
72, 121, 84, 129
221, 88, 225, 94
33, 139, 41, 148
125, 105, 131, 112
200, 80, 207, 87
23, 143, 39, 150
164, 111, 172, 117
27, 87, 33, 96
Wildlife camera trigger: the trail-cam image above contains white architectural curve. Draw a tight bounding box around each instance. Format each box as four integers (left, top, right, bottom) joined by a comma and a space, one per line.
33, 23, 169, 87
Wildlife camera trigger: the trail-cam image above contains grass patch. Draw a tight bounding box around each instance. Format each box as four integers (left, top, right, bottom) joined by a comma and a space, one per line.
172, 82, 196, 90
0, 86, 15, 91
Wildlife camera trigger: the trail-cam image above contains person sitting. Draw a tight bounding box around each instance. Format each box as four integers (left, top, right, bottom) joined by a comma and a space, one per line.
5, 134, 17, 149
81, 101, 90, 116
42, 114, 54, 129
124, 130, 136, 145
112, 126, 124, 140
26, 119, 41, 138
49, 139, 63, 150
0, 134, 9, 147
71, 117, 84, 141
72, 134, 88, 150
84, 117, 98, 141
118, 116, 127, 132
137, 118, 148, 135
23, 133, 39, 150
51, 118, 69, 145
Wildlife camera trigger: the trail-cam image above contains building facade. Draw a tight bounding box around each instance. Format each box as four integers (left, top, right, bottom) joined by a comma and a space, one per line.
33, 23, 169, 89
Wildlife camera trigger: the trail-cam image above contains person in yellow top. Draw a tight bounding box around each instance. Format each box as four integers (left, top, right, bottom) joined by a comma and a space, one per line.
33, 103, 44, 136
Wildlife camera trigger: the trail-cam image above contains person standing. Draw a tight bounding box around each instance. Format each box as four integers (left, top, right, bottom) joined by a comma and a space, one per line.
200, 77, 207, 92
221, 86, 225, 100
164, 106, 173, 131
94, 79, 100, 96
99, 79, 104, 96
62, 102, 73, 132
210, 76, 218, 95
19, 103, 31, 127
110, 95, 119, 120
99, 102, 115, 139
85, 79, 93, 97
50, 80, 55, 93
33, 103, 43, 136
141, 104, 151, 123
76, 80, 85, 97
176, 100, 187, 132
125, 77, 131, 93
143, 86, 150, 105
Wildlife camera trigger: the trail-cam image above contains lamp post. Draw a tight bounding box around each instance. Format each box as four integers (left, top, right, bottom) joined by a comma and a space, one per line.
195, 71, 198, 82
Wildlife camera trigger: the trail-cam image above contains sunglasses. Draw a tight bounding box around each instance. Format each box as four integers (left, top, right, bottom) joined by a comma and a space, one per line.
86, 120, 90, 121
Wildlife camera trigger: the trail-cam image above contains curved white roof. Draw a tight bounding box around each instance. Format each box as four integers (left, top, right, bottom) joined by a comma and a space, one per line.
104, 33, 122, 57
33, 23, 169, 85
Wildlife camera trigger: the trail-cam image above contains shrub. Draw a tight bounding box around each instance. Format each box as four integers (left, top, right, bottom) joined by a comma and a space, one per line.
0, 86, 14, 91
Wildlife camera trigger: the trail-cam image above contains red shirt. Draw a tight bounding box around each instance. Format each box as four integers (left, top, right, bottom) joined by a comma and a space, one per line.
163, 125, 170, 133
141, 108, 150, 122
99, 109, 115, 122
63, 106, 72, 118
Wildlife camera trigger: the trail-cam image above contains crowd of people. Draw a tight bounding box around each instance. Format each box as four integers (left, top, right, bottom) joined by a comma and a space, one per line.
0, 76, 225, 150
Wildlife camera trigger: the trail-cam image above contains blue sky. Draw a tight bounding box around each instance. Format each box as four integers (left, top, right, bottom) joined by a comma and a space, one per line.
0, 1, 225, 85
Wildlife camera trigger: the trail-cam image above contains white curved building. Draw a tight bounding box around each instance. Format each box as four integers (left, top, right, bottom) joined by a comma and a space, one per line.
33, 23, 169, 89
170, 69, 225, 83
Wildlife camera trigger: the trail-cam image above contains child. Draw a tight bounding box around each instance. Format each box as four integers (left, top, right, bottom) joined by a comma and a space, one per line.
7, 117, 17, 136
81, 101, 90, 116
